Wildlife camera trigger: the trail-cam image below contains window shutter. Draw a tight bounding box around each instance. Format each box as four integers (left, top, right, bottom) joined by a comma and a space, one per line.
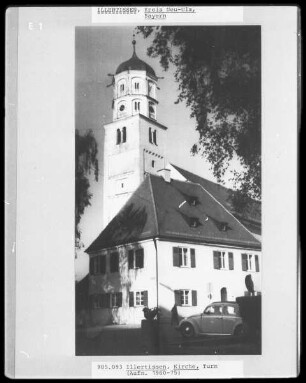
128, 250, 134, 269
190, 249, 196, 268
100, 256, 106, 274
136, 249, 144, 268
174, 290, 181, 306
192, 290, 197, 306
213, 251, 220, 269
118, 292, 123, 307
89, 257, 94, 275
255, 255, 260, 272
173, 247, 180, 267
241, 254, 248, 271
129, 292, 134, 307
228, 252, 234, 270
105, 293, 111, 308
89, 295, 94, 309
143, 291, 148, 307
101, 294, 107, 308
111, 252, 119, 273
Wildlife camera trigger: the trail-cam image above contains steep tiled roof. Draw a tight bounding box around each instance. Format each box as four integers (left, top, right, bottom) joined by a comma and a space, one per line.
170, 164, 261, 226
86, 174, 261, 253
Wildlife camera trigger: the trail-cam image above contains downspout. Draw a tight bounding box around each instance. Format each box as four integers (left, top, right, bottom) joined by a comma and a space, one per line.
153, 237, 160, 353
153, 237, 159, 313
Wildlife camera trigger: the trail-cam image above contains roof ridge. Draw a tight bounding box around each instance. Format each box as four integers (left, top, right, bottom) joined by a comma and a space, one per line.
148, 174, 159, 237
170, 163, 233, 192
193, 181, 261, 245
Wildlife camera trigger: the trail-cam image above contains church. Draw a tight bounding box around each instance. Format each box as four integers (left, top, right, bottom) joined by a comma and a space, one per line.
85, 38, 262, 326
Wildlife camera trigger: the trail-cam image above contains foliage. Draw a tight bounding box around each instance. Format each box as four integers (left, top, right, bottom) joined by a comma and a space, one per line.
137, 26, 261, 205
75, 129, 99, 248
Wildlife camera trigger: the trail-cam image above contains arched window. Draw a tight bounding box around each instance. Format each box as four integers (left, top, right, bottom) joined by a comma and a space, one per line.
221, 287, 228, 302
122, 127, 127, 143
134, 101, 140, 111
134, 82, 140, 91
149, 102, 156, 119
149, 128, 152, 143
116, 128, 121, 145
153, 130, 157, 145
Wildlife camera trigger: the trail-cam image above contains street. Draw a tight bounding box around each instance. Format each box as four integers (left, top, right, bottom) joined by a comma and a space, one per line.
75, 323, 261, 356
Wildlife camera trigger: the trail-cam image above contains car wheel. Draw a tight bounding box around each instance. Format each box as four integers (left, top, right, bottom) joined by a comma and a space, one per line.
234, 324, 246, 337
180, 323, 195, 338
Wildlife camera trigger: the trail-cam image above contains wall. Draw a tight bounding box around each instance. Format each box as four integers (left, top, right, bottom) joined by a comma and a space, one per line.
89, 239, 157, 325
156, 239, 262, 323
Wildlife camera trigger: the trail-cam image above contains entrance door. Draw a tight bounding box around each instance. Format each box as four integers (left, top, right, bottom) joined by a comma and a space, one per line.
221, 287, 227, 302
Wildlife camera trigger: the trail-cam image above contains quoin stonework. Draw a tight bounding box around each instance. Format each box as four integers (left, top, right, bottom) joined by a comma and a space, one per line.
85, 38, 262, 326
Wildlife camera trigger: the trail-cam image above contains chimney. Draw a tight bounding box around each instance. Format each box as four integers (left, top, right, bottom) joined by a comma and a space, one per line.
157, 168, 171, 183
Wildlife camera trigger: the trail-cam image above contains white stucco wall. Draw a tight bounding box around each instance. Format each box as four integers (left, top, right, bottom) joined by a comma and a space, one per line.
89, 237, 261, 326
155, 239, 261, 322
89, 240, 157, 325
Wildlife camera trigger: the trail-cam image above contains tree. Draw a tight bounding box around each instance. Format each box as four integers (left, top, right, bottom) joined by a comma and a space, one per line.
137, 26, 261, 209
75, 129, 99, 249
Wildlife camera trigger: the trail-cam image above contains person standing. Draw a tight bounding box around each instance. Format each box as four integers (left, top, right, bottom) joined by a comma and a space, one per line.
171, 303, 179, 327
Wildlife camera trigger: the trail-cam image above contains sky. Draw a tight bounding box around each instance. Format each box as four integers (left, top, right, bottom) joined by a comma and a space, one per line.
75, 26, 235, 279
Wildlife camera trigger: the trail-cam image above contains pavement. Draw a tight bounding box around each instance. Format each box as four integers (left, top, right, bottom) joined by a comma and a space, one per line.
76, 322, 261, 356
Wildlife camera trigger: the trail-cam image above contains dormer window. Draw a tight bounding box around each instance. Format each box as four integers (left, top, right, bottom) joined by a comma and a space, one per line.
189, 196, 199, 206
189, 217, 200, 228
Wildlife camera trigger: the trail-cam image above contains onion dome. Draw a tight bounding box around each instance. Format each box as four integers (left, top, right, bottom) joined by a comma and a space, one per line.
115, 38, 156, 77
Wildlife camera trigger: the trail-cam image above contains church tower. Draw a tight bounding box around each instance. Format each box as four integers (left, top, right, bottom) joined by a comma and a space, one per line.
103, 38, 168, 226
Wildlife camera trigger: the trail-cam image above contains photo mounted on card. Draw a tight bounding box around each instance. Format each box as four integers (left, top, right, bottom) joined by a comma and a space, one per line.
75, 23, 262, 356
6, 6, 299, 379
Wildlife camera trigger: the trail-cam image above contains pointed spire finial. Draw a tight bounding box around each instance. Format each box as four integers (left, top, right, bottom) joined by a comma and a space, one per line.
132, 32, 136, 55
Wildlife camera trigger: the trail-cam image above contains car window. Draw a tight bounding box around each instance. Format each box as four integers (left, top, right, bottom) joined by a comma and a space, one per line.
204, 305, 222, 315
223, 305, 238, 316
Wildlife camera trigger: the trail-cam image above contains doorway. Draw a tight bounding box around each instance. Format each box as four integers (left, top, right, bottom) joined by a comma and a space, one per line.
221, 287, 228, 302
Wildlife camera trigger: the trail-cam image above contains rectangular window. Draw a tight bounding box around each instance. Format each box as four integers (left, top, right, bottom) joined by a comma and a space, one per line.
173, 247, 196, 268
111, 292, 122, 308
91, 293, 110, 309
90, 256, 106, 275
110, 252, 119, 273
242, 253, 259, 272
174, 290, 197, 307
213, 251, 234, 270
228, 252, 234, 270
128, 248, 144, 269
130, 291, 148, 307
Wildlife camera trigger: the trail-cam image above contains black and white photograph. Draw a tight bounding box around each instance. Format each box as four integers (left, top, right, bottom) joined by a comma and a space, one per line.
75, 25, 262, 356
5, 6, 298, 379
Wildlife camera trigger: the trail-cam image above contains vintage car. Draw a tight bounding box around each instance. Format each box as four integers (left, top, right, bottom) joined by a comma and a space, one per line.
178, 301, 245, 338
